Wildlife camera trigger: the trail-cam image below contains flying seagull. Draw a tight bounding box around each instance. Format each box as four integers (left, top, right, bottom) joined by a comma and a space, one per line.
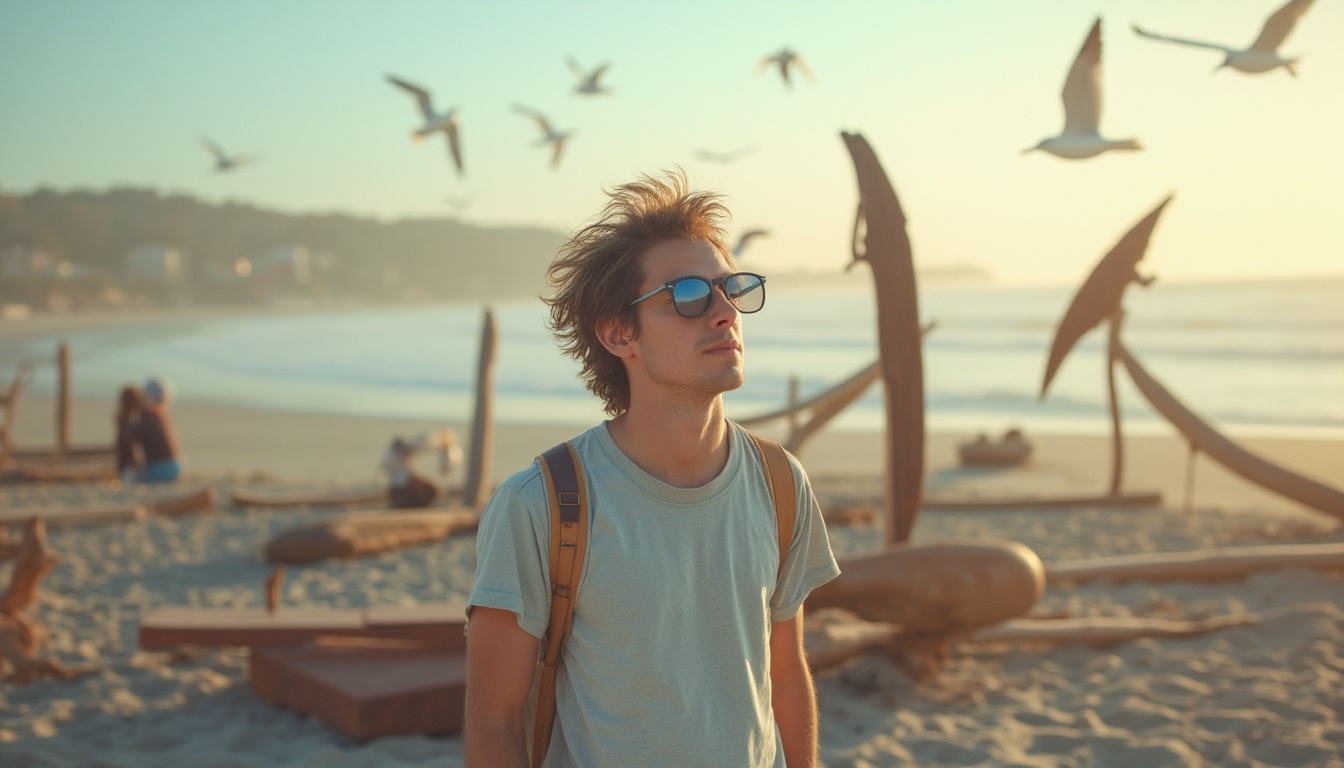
1132, 0, 1317, 76
512, 105, 575, 169
731, 229, 771, 259
695, 144, 758, 164
567, 57, 612, 95
386, 74, 463, 176
1026, 18, 1141, 160
757, 47, 815, 87
200, 138, 253, 172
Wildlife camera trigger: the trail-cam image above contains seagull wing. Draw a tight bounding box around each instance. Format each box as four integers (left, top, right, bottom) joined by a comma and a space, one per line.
792, 55, 816, 82
512, 104, 552, 135
566, 56, 586, 79
1251, 0, 1315, 52
445, 123, 464, 176
387, 75, 435, 119
589, 63, 611, 86
733, 229, 771, 256
1131, 23, 1233, 53
549, 136, 566, 168
200, 137, 226, 161
1061, 19, 1103, 137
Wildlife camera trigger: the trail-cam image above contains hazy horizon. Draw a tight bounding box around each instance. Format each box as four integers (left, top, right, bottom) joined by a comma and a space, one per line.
3, 0, 1341, 286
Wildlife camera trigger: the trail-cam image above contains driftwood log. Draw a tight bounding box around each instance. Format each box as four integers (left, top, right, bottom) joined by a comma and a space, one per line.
803, 610, 1258, 671
229, 487, 387, 510
1047, 542, 1344, 584
806, 540, 1045, 634
0, 488, 216, 532
0, 518, 87, 683
265, 509, 481, 564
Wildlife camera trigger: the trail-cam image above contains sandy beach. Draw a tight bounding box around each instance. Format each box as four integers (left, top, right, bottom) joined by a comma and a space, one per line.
2, 314, 1343, 767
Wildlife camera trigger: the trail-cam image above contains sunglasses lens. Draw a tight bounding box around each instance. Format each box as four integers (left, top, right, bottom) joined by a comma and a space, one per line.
670, 278, 713, 317
724, 274, 765, 313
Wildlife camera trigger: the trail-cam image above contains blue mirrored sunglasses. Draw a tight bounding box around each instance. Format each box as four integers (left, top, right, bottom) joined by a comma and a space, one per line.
626, 272, 767, 319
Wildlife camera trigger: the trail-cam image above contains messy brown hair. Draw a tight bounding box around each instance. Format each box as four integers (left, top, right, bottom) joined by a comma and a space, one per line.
545, 170, 732, 416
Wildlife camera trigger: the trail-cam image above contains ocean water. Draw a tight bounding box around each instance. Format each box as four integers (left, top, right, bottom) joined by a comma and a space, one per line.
8, 276, 1343, 439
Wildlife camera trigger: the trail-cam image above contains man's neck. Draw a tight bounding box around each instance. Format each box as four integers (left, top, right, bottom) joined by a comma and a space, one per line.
605, 398, 730, 488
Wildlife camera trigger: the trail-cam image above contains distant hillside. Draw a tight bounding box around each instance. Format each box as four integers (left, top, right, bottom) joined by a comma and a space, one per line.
0, 187, 568, 301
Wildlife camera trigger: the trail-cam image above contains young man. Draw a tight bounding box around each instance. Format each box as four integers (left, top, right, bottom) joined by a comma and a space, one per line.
465, 172, 840, 768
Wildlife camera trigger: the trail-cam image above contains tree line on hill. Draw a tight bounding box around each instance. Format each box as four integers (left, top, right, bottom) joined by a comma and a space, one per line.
0, 187, 568, 306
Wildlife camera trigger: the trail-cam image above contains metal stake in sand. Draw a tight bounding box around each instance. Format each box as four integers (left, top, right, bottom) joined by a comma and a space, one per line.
462, 307, 497, 509
839, 132, 925, 545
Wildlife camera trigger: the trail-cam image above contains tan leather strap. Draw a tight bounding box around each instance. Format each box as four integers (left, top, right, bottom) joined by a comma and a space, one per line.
749, 433, 798, 580
533, 442, 587, 768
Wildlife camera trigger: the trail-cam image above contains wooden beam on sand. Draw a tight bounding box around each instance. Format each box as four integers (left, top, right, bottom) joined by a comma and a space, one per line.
923, 492, 1162, 511
228, 487, 387, 510
250, 637, 466, 741
1047, 542, 1344, 584
969, 614, 1258, 647
0, 488, 216, 530
139, 602, 467, 649
264, 509, 480, 564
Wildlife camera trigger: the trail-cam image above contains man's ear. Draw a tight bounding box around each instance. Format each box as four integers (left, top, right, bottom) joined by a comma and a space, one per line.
595, 318, 635, 359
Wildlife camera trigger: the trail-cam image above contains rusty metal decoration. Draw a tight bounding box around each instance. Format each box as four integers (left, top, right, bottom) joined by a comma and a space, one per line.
840, 132, 925, 545
1040, 196, 1172, 494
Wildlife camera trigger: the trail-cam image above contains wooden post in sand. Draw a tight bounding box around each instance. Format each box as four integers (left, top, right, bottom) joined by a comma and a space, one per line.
462, 307, 497, 509
57, 342, 71, 455
840, 132, 925, 545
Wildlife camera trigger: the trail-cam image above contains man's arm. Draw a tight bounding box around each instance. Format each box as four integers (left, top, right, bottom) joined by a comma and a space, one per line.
770, 609, 819, 767
465, 606, 540, 768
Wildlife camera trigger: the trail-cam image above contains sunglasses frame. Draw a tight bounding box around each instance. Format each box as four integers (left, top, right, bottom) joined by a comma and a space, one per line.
626, 272, 767, 319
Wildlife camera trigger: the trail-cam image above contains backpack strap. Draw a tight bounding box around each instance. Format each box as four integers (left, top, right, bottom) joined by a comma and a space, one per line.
533, 442, 588, 768
748, 433, 798, 580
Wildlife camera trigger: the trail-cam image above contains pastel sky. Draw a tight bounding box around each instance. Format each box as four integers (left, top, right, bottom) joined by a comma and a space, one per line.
1, 0, 1340, 286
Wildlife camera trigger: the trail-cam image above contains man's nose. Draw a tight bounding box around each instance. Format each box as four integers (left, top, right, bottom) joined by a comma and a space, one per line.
706, 285, 741, 326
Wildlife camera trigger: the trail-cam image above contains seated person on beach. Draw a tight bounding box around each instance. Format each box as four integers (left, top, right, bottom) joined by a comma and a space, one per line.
115, 385, 146, 483
381, 429, 461, 508
133, 378, 182, 484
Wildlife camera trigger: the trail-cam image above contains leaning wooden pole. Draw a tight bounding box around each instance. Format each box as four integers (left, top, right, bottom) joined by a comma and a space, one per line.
1105, 311, 1124, 496
57, 342, 71, 455
840, 132, 925, 545
462, 307, 497, 509
1117, 341, 1344, 521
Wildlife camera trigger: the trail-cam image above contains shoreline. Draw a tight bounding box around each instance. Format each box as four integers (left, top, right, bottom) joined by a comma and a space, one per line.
9, 393, 1342, 517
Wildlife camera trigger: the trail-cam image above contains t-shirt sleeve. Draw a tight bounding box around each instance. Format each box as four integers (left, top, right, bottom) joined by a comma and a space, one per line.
466, 472, 552, 639
769, 454, 841, 622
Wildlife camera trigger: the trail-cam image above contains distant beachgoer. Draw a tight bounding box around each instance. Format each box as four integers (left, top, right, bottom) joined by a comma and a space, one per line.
134, 377, 181, 483
381, 429, 461, 508
114, 385, 146, 483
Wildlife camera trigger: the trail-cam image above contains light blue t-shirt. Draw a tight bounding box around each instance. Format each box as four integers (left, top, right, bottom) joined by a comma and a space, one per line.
468, 420, 841, 768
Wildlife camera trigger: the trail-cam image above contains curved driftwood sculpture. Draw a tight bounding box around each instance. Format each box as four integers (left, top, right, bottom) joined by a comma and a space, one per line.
1048, 542, 1344, 584
1, 518, 88, 683
841, 131, 925, 545
0, 363, 32, 470
264, 509, 481, 565
230, 487, 387, 510
1041, 196, 1171, 495
462, 307, 497, 509
805, 540, 1045, 634
1116, 343, 1344, 521
737, 360, 880, 454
